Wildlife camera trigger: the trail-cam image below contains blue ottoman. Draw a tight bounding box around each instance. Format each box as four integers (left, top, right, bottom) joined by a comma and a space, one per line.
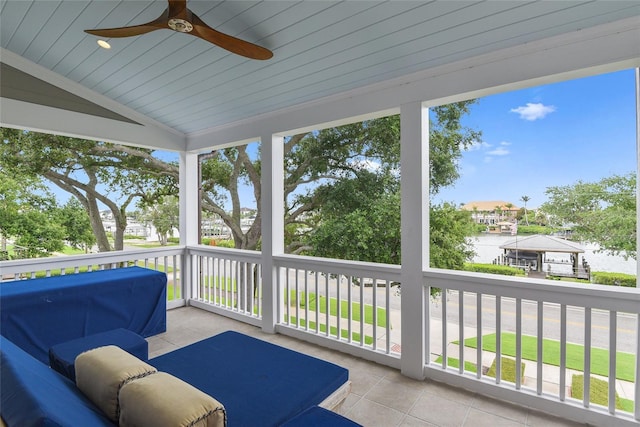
49, 328, 148, 381
281, 406, 362, 426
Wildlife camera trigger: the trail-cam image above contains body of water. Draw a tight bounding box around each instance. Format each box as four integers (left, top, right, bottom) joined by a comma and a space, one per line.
469, 234, 637, 276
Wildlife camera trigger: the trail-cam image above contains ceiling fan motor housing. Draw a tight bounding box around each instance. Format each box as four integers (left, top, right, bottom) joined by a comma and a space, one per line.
168, 18, 193, 33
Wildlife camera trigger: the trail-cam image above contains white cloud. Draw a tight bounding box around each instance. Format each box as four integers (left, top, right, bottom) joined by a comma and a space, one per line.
499, 141, 511, 146
487, 147, 509, 156
510, 103, 556, 121
467, 140, 491, 151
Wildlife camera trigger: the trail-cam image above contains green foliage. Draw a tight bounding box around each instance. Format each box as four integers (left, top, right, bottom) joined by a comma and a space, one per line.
543, 173, 636, 259
0, 128, 178, 252
516, 225, 555, 235
55, 198, 96, 250
140, 196, 179, 245
591, 272, 636, 287
429, 203, 475, 270
463, 263, 525, 276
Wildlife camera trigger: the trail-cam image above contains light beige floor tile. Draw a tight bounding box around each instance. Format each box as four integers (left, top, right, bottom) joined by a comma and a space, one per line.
409, 393, 470, 426
365, 378, 423, 413
471, 395, 528, 424
345, 398, 405, 427
398, 415, 439, 427
463, 408, 524, 427
526, 410, 586, 427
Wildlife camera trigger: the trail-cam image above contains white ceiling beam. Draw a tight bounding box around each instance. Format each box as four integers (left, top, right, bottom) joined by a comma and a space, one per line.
0, 48, 186, 151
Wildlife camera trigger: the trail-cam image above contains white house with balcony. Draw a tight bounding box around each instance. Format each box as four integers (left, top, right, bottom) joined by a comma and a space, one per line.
1, 2, 640, 426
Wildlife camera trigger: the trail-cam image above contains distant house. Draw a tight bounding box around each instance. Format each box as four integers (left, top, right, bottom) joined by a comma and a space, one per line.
461, 201, 520, 225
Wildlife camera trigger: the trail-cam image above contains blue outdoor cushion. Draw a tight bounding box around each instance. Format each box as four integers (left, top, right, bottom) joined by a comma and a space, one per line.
49, 327, 148, 381
281, 406, 362, 426
151, 331, 349, 427
0, 336, 113, 427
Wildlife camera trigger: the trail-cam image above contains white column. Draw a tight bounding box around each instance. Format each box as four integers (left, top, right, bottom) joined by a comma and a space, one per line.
634, 67, 640, 421
400, 102, 429, 380
179, 152, 200, 302
261, 134, 285, 333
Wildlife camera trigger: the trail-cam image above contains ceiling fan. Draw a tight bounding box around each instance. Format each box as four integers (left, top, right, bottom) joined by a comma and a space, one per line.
85, 0, 273, 60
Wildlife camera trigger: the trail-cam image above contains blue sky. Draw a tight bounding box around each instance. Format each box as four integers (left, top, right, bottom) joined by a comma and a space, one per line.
434, 68, 637, 209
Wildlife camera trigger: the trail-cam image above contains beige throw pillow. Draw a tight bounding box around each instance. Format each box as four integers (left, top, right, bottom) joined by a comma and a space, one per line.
75, 345, 157, 422
119, 372, 226, 427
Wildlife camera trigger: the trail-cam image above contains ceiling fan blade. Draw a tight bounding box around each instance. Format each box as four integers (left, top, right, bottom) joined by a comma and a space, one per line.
85, 10, 169, 38
190, 13, 273, 60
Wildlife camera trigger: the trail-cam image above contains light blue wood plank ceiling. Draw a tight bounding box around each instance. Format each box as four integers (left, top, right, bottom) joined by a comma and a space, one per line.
1, 1, 639, 135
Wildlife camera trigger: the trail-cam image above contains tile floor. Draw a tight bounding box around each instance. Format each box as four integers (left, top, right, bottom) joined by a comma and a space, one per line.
148, 307, 586, 427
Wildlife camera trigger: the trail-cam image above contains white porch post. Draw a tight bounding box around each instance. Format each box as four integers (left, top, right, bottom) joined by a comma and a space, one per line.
261, 134, 285, 333
179, 152, 200, 302
400, 102, 429, 379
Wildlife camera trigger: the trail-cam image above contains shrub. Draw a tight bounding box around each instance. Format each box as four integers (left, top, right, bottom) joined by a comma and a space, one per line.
167, 237, 180, 244
463, 263, 525, 276
486, 357, 525, 383
516, 225, 556, 235
591, 272, 636, 288
571, 375, 625, 410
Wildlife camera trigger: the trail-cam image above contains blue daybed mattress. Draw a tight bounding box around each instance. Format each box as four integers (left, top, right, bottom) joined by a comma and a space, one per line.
150, 331, 349, 427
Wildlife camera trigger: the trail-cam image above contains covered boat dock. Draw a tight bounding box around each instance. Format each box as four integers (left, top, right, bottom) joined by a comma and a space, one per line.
498, 234, 590, 280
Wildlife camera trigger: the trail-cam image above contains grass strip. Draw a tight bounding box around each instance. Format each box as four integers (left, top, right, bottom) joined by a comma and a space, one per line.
288, 291, 387, 328
459, 333, 635, 382
433, 356, 478, 373
286, 316, 374, 345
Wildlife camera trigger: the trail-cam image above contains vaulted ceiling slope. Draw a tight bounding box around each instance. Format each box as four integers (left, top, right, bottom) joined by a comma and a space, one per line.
1, 1, 639, 152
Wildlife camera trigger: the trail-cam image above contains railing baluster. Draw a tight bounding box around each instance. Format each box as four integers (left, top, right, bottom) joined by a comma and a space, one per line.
347, 275, 352, 343
495, 295, 501, 384
285, 267, 291, 326
386, 279, 391, 354
516, 298, 522, 390
325, 272, 330, 338
584, 307, 592, 408
441, 289, 447, 369
314, 271, 320, 333
336, 274, 342, 341
608, 311, 617, 415
560, 304, 567, 401
459, 290, 464, 375
372, 279, 378, 351
537, 301, 543, 395
359, 276, 365, 347
476, 293, 482, 380
304, 270, 309, 331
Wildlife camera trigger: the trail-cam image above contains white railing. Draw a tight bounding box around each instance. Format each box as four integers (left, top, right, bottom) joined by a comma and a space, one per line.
273, 254, 401, 366
424, 268, 640, 426
0, 247, 186, 307
188, 246, 263, 326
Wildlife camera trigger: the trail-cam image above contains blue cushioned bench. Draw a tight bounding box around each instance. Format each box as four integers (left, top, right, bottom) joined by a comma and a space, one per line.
1, 331, 352, 427
49, 328, 148, 381
0, 267, 166, 365
281, 406, 362, 426
150, 331, 350, 427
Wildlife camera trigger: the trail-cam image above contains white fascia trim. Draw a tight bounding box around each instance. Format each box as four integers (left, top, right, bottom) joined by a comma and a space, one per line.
187, 16, 640, 151
0, 48, 185, 150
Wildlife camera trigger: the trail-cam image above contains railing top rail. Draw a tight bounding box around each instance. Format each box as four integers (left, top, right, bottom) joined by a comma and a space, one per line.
187, 245, 262, 263
424, 268, 640, 313
0, 247, 185, 276
274, 254, 401, 281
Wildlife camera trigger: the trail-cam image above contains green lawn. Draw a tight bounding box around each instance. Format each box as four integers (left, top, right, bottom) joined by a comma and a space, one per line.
460, 333, 636, 382
434, 356, 478, 373
288, 291, 387, 328
286, 316, 374, 345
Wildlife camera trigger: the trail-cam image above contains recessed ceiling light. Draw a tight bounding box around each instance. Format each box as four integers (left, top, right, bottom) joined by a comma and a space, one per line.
97, 40, 111, 49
